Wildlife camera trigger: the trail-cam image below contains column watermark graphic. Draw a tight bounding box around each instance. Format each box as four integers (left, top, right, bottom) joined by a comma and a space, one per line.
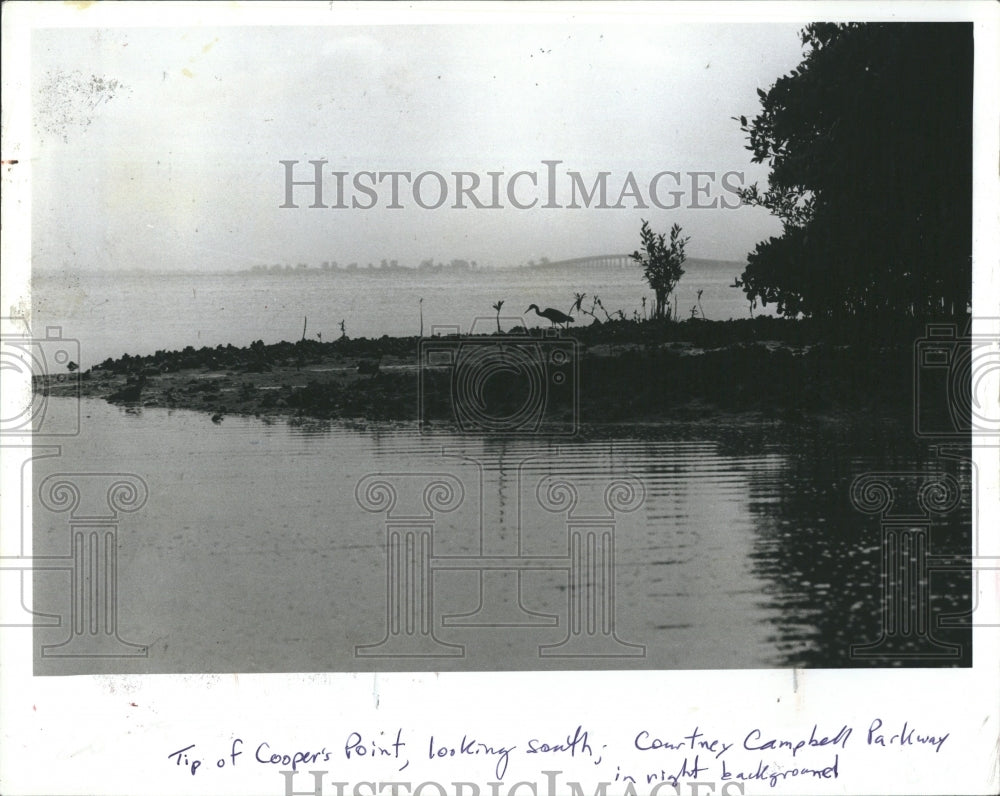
1, 315, 149, 660
35, 472, 149, 658
847, 318, 1000, 662
849, 469, 967, 662
354, 466, 646, 661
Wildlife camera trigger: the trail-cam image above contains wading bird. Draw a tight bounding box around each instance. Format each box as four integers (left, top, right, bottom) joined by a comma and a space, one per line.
527, 304, 575, 329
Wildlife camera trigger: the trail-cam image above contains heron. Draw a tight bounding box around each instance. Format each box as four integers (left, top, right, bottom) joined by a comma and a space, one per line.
527, 304, 575, 329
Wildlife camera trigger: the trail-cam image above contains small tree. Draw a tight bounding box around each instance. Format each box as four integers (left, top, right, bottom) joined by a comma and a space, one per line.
491, 300, 505, 333
630, 220, 689, 320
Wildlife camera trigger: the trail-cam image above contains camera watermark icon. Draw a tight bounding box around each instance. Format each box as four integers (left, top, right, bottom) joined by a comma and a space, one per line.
848, 458, 983, 663
418, 319, 579, 436
0, 445, 64, 628
6, 471, 150, 658
354, 465, 645, 660
914, 319, 1000, 440
0, 315, 80, 437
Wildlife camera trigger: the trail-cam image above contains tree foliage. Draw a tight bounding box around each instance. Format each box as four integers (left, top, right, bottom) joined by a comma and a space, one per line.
736, 23, 972, 318
631, 220, 689, 320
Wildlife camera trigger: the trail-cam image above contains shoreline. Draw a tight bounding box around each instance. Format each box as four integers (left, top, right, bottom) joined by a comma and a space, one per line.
37, 318, 924, 428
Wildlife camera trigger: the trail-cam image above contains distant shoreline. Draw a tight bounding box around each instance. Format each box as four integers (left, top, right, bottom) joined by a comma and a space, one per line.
38, 317, 934, 428
30, 256, 747, 280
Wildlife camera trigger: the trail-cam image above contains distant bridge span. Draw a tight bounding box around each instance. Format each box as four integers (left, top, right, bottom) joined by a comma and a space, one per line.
536, 253, 633, 270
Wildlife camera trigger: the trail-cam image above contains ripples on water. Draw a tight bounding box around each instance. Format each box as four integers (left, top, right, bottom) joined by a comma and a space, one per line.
33, 399, 971, 673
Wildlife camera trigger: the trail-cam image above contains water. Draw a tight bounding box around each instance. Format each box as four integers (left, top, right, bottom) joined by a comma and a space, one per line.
31, 398, 971, 674
23, 269, 970, 672
30, 264, 761, 369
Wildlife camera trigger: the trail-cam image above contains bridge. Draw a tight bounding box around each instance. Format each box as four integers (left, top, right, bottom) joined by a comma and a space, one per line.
534, 253, 634, 270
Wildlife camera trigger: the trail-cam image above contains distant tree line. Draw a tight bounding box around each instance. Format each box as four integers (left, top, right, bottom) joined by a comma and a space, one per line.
246, 258, 481, 274
736, 22, 972, 318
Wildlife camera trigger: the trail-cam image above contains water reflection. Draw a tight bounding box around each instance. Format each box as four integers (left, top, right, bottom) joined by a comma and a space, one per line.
738, 425, 971, 667
33, 399, 970, 673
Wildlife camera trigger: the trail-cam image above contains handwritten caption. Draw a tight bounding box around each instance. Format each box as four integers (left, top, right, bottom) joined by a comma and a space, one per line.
167, 718, 949, 791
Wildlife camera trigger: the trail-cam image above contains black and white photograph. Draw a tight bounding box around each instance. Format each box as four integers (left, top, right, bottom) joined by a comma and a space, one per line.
2, 2, 998, 795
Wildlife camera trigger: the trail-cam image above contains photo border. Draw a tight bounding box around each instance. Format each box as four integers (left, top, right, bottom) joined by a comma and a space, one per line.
2, 2, 997, 795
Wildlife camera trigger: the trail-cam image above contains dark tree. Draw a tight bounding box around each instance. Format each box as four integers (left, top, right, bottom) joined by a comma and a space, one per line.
736, 23, 972, 318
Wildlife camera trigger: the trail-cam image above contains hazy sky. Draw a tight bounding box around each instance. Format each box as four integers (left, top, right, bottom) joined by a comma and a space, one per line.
32, 22, 806, 271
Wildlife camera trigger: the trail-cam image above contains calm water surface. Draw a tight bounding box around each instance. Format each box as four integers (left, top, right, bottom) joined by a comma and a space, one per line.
31, 265, 765, 368
32, 398, 971, 673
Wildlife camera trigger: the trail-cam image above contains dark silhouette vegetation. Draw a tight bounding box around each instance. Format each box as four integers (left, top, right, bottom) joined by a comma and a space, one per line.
736, 22, 972, 319
630, 220, 688, 320
48, 316, 922, 426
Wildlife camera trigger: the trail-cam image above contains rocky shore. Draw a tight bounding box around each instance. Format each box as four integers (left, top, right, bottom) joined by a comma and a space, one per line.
37, 318, 921, 427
